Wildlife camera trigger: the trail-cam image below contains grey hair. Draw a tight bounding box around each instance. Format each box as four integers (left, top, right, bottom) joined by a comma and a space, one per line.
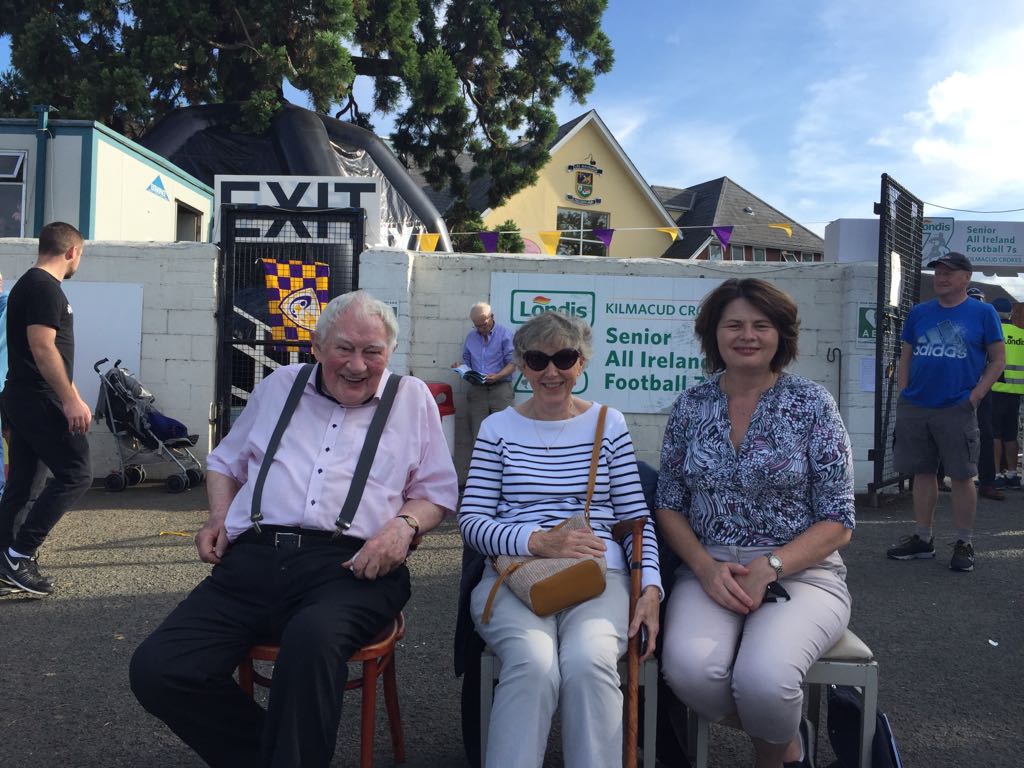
315, 290, 399, 348
470, 302, 492, 318
512, 311, 593, 364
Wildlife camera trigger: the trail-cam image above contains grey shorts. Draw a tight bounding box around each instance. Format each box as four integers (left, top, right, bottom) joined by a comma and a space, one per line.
894, 397, 979, 479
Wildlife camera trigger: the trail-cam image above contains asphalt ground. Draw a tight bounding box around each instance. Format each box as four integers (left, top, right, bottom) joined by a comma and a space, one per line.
1, 484, 1022, 767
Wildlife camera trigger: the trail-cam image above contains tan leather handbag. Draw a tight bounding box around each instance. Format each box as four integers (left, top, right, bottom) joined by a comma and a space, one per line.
481, 405, 608, 623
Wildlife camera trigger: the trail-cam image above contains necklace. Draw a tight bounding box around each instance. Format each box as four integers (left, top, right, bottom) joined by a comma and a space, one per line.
720, 372, 777, 423
529, 399, 576, 452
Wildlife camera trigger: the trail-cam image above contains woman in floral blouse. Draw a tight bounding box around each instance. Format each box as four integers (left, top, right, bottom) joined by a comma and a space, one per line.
656, 278, 855, 768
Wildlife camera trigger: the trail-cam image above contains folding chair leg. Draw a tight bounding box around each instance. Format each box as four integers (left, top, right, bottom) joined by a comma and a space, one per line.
686, 710, 710, 768
807, 682, 824, 760
480, 652, 496, 766
860, 669, 879, 768
359, 659, 379, 768
641, 659, 658, 768
382, 656, 407, 763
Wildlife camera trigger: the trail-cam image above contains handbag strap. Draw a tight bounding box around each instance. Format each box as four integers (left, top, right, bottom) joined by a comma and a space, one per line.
481, 559, 524, 624
250, 363, 316, 532
480, 404, 609, 623
583, 405, 608, 526
333, 372, 403, 536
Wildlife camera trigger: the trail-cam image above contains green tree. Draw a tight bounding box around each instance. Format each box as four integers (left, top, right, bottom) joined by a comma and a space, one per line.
495, 219, 525, 254
0, 0, 613, 209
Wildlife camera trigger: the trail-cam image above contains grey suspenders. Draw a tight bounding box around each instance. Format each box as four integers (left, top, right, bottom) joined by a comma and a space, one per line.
248, 364, 404, 537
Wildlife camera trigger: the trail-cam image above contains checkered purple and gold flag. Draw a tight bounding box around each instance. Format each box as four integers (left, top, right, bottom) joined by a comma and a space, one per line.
261, 259, 330, 351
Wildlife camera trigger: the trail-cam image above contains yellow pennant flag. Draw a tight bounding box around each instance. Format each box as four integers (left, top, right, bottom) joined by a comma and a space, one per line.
539, 231, 562, 255
417, 232, 441, 252
768, 223, 793, 238
656, 227, 679, 242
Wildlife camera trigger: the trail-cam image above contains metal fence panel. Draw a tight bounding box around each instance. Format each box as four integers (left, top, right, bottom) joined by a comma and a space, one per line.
869, 174, 924, 503
214, 205, 364, 442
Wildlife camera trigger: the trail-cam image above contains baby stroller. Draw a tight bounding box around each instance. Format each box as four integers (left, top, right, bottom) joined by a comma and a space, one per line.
94, 358, 205, 493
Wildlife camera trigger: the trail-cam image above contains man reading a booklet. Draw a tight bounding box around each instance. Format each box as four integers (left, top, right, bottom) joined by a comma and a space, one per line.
454, 301, 516, 441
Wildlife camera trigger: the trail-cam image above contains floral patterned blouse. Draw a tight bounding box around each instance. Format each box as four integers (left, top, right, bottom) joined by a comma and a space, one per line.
656, 372, 855, 547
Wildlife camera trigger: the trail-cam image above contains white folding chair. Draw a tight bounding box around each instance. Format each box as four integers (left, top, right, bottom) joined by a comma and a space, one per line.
479, 647, 659, 768
686, 628, 878, 768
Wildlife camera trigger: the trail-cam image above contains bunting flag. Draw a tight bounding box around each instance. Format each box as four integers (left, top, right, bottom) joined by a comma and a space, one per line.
711, 226, 734, 249
768, 223, 793, 237
656, 227, 679, 242
262, 259, 330, 352
417, 232, 441, 252
593, 228, 614, 249
539, 231, 562, 255
478, 231, 499, 253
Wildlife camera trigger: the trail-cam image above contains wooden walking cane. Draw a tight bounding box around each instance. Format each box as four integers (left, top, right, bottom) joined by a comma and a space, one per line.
613, 517, 646, 768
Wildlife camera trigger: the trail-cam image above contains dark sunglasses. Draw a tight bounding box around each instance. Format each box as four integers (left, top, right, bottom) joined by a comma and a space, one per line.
522, 348, 581, 371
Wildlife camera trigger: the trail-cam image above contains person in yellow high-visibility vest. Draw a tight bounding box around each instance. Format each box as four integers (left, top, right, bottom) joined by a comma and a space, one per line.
992, 301, 1024, 489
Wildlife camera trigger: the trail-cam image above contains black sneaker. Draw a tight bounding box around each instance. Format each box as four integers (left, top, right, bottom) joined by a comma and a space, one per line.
0, 551, 53, 595
886, 534, 936, 560
950, 540, 975, 572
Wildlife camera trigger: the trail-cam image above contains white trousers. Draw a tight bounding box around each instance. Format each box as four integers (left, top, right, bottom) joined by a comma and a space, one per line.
471, 568, 630, 768
661, 545, 851, 745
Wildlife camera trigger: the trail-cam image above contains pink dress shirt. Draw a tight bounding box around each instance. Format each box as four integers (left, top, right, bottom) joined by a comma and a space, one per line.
208, 364, 459, 542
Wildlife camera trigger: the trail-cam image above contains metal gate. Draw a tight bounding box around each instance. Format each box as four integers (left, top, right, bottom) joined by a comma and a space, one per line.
867, 174, 924, 504
214, 205, 364, 442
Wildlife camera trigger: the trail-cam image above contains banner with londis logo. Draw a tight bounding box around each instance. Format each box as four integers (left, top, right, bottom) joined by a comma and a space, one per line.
490, 273, 722, 414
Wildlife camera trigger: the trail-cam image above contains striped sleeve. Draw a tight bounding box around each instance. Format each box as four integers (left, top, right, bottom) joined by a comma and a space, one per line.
603, 411, 663, 598
458, 422, 539, 557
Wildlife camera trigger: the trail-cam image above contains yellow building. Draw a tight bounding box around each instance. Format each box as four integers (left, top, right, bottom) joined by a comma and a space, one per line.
481, 110, 678, 257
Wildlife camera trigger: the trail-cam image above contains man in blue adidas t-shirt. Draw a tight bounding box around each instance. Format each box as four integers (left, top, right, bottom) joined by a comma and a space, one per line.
887, 252, 1005, 572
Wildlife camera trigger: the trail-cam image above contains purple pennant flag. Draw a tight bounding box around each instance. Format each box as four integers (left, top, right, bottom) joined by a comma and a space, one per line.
593, 228, 614, 249
478, 231, 499, 253
712, 226, 733, 249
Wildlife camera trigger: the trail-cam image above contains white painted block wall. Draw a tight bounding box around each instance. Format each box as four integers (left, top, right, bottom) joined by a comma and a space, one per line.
360, 249, 880, 491
0, 239, 218, 481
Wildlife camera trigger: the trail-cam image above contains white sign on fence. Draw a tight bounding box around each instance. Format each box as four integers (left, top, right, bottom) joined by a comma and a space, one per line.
490, 273, 722, 413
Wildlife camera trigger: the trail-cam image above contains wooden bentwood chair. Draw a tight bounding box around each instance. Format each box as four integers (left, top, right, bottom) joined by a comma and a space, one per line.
480, 518, 658, 768
237, 614, 409, 768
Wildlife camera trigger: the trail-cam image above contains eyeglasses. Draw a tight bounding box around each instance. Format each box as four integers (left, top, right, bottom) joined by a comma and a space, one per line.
522, 348, 581, 371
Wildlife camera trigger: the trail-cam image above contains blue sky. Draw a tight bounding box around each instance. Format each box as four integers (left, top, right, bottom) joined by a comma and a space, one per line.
3, 0, 1024, 236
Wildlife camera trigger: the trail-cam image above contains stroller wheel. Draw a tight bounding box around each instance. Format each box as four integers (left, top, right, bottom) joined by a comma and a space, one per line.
125, 465, 145, 487
165, 473, 189, 494
105, 472, 127, 492
186, 468, 205, 487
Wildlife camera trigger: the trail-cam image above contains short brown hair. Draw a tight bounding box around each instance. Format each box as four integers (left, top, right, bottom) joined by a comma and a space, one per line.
694, 278, 800, 373
38, 221, 83, 257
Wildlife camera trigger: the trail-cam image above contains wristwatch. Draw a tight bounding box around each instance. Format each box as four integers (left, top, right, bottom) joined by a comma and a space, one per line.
397, 514, 420, 536
766, 553, 784, 581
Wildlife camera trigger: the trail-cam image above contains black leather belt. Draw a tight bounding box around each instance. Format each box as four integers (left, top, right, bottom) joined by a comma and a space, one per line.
236, 525, 365, 550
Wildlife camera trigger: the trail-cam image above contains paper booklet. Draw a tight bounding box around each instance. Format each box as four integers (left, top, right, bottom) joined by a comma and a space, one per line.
452, 364, 488, 385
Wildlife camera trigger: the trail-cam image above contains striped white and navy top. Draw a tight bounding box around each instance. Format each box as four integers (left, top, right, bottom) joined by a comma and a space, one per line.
459, 403, 663, 596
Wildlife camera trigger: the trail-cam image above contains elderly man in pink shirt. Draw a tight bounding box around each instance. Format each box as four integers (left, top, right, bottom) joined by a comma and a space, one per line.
130, 290, 458, 768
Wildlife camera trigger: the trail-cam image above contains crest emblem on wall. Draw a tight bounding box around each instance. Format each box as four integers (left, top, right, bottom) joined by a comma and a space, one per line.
575, 171, 594, 199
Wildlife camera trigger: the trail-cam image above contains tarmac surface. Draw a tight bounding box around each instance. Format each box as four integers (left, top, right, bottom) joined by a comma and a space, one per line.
1, 483, 1022, 767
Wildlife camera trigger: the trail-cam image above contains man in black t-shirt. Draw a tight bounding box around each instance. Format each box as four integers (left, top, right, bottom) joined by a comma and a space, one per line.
0, 221, 92, 595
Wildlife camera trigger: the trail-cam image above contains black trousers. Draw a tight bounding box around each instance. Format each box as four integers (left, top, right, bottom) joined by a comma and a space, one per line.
129, 532, 411, 768
0, 391, 91, 555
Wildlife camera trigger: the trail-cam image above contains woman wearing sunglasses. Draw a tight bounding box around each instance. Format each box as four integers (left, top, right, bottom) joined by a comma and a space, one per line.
459, 310, 662, 768
655, 279, 855, 768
